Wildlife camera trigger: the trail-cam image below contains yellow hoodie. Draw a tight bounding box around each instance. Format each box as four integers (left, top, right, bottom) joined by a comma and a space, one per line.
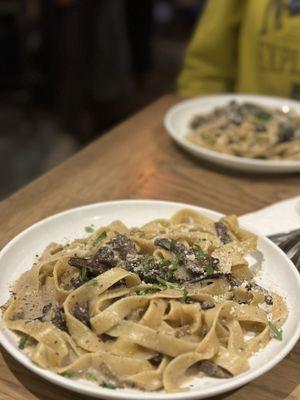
178, 0, 300, 99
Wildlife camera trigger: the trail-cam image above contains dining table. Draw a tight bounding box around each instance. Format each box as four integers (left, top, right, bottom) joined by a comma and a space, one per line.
0, 94, 299, 400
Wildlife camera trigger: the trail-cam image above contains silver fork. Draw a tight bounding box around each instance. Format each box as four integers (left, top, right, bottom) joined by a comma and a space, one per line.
268, 228, 300, 271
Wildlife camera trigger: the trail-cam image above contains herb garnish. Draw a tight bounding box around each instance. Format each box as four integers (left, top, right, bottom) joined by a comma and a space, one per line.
18, 335, 28, 349
100, 380, 117, 389
204, 266, 214, 275
156, 277, 179, 289
156, 258, 171, 268
157, 238, 171, 250
134, 289, 147, 296
80, 266, 87, 280
91, 278, 98, 286
85, 226, 94, 233
145, 255, 154, 268
268, 321, 283, 341
60, 371, 75, 378
194, 240, 205, 257
92, 231, 107, 247
255, 111, 272, 121
165, 265, 177, 281
172, 256, 179, 267
85, 372, 97, 381
133, 287, 158, 296
181, 289, 189, 303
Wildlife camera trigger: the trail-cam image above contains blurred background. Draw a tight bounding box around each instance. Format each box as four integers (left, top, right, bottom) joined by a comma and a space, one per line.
0, 0, 205, 199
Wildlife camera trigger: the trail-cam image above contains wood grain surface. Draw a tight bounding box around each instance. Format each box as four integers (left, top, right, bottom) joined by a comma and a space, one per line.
0, 95, 299, 400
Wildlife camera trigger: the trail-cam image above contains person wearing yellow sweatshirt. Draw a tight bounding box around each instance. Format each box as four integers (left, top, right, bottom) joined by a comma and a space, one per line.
178, 0, 300, 99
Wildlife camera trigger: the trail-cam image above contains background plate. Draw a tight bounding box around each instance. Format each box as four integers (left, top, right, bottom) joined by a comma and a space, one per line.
165, 94, 300, 173
0, 200, 299, 400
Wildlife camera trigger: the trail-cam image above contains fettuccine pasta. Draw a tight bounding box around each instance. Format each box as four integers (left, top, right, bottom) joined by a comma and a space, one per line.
1, 210, 288, 392
187, 101, 300, 160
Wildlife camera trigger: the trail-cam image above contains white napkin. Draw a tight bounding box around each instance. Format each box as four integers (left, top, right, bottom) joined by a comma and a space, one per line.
240, 196, 300, 236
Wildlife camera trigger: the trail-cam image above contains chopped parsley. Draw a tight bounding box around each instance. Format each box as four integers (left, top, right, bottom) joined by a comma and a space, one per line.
133, 289, 147, 296
18, 335, 28, 349
172, 256, 179, 267
181, 289, 189, 303
165, 265, 177, 281
60, 371, 75, 378
194, 240, 205, 257
145, 255, 154, 265
85, 372, 97, 381
92, 231, 107, 247
255, 111, 272, 121
156, 277, 179, 289
133, 287, 158, 296
80, 266, 87, 280
156, 258, 172, 269
204, 266, 214, 275
144, 264, 152, 273
157, 238, 171, 250
268, 321, 283, 341
85, 226, 95, 233
91, 278, 98, 286
100, 380, 117, 389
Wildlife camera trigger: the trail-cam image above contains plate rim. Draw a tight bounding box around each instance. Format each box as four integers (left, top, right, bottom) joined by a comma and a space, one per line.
0, 199, 299, 400
164, 93, 300, 169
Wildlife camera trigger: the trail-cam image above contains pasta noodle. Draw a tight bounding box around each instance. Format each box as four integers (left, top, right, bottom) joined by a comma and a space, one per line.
1, 209, 288, 392
186, 101, 300, 160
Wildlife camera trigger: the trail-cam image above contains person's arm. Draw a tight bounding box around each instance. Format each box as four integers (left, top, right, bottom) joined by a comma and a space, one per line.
178, 0, 244, 97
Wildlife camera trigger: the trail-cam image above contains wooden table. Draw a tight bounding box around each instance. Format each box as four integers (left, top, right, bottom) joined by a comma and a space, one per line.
0, 95, 299, 400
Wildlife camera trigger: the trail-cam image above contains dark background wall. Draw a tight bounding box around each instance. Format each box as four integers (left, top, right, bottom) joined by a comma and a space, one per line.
0, 0, 205, 199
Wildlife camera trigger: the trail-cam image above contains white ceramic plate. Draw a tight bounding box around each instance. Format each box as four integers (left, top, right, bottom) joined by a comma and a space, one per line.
0, 200, 299, 400
165, 94, 300, 173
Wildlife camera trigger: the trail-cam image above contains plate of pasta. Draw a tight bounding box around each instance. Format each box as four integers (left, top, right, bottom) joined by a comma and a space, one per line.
165, 94, 300, 173
0, 199, 299, 400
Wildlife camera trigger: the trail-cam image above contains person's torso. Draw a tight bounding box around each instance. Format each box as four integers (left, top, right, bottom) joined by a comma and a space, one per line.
237, 0, 300, 99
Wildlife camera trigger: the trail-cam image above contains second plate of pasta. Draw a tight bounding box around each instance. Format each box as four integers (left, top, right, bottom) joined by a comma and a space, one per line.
0, 200, 299, 400
165, 94, 300, 173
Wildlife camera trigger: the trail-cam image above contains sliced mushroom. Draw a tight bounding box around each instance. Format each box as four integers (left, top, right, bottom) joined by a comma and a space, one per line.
169, 240, 203, 275
188, 272, 226, 283
255, 123, 267, 132
125, 254, 174, 284
70, 276, 85, 288
188, 272, 241, 287
198, 360, 232, 378
51, 307, 68, 332
200, 302, 215, 310
42, 303, 52, 315
68, 257, 90, 269
190, 115, 208, 130
246, 282, 273, 305
68, 250, 114, 278
215, 222, 232, 244
155, 238, 219, 277
154, 238, 172, 251
93, 246, 116, 267
226, 101, 244, 125
149, 353, 163, 367
278, 122, 294, 143
33, 303, 52, 322
110, 234, 137, 260
73, 302, 90, 327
